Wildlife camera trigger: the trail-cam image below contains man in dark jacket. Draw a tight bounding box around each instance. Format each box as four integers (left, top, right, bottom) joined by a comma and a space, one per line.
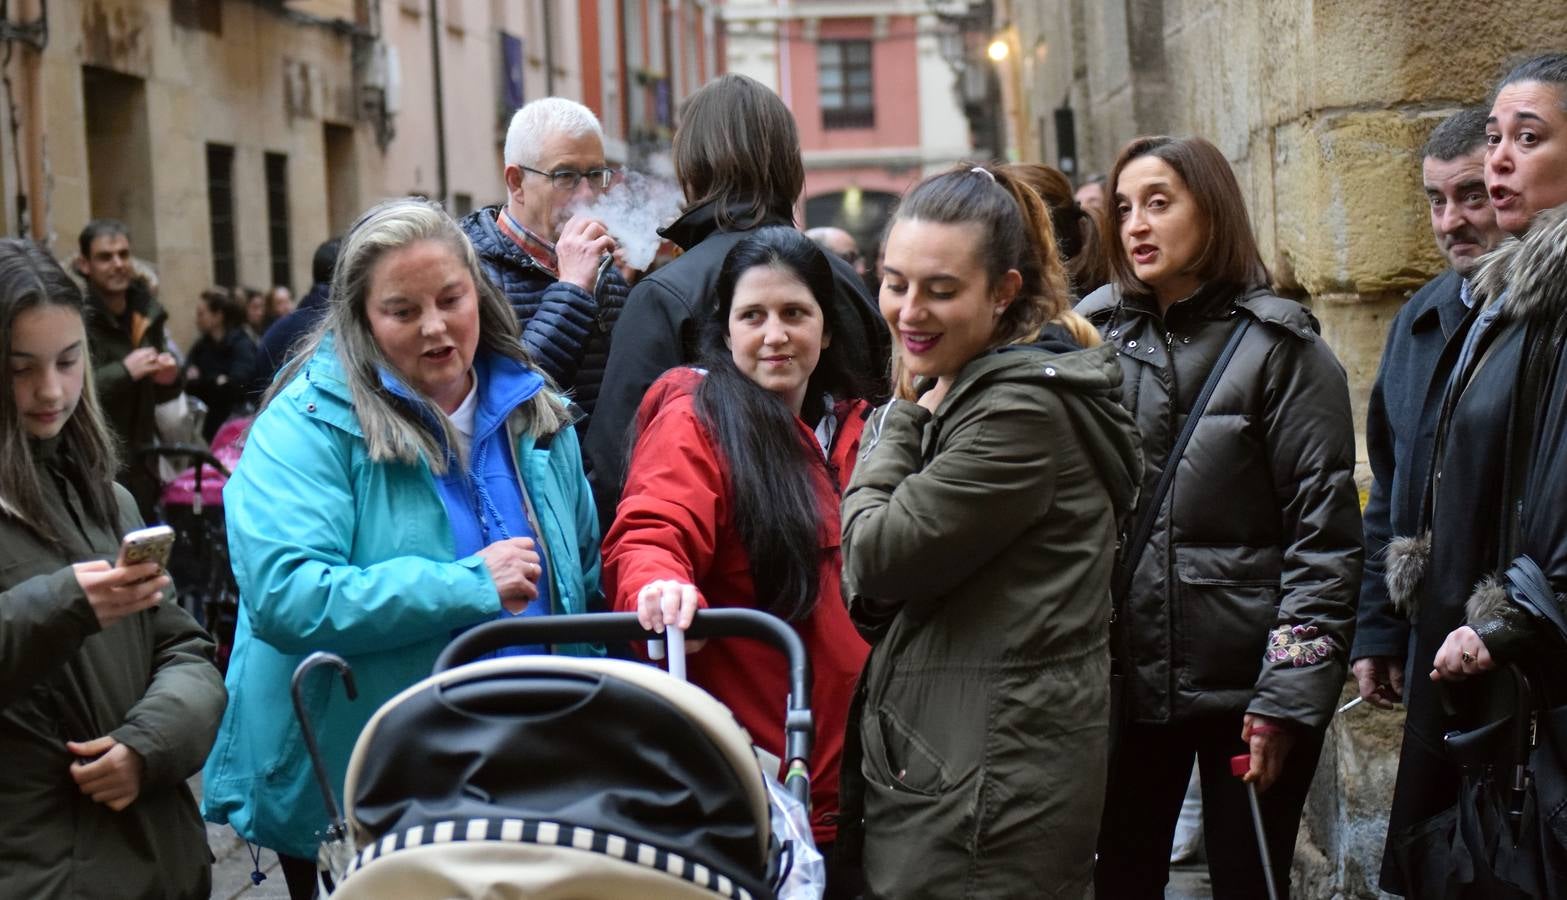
75, 220, 181, 519
257, 236, 339, 389
584, 74, 889, 529
1351, 107, 1512, 898
458, 97, 626, 427
1352, 107, 1503, 718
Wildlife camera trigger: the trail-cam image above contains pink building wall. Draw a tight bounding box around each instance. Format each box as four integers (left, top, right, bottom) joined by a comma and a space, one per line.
787, 17, 921, 152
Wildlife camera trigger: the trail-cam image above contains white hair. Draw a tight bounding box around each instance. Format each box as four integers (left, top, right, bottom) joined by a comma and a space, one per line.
503, 98, 605, 168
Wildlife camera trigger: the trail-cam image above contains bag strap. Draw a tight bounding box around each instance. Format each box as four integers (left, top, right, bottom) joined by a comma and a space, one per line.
1114, 315, 1251, 601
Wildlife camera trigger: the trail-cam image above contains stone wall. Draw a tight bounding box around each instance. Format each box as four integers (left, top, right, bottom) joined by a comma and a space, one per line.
999, 1, 1567, 895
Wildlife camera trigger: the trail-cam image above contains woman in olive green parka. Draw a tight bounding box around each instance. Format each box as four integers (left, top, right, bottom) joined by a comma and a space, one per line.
0, 240, 226, 900
838, 166, 1142, 899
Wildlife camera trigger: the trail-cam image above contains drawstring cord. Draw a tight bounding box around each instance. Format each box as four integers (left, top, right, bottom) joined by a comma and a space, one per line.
247, 840, 267, 885
467, 435, 514, 544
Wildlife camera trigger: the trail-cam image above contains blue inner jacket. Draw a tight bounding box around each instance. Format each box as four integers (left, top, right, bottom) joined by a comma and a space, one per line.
381, 351, 550, 654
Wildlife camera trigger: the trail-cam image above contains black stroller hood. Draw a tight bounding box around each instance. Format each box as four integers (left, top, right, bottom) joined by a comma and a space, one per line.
346, 659, 775, 899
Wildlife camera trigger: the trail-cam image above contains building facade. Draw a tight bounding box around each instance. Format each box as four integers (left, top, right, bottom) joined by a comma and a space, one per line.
1, 0, 383, 348
722, 0, 986, 261
0, 0, 720, 348
383, 0, 722, 218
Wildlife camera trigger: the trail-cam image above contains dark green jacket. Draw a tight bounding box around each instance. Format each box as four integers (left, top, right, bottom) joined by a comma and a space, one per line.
0, 437, 226, 899
84, 281, 182, 458
840, 336, 1141, 899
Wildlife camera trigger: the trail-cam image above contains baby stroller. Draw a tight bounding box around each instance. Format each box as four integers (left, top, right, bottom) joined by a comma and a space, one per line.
291, 609, 819, 899
135, 415, 249, 670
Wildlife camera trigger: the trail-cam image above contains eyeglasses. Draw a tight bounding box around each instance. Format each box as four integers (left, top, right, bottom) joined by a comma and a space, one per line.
520, 165, 617, 191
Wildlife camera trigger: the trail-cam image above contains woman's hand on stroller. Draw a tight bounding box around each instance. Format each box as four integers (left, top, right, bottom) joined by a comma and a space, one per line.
1430, 625, 1494, 682
65, 736, 145, 811
636, 580, 707, 653
73, 560, 169, 630
476, 538, 542, 613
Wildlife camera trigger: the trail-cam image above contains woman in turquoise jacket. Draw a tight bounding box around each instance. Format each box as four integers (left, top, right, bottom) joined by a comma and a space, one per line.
201, 199, 601, 899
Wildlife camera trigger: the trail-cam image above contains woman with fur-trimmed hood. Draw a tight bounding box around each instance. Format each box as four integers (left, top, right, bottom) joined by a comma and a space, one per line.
1378, 53, 1567, 897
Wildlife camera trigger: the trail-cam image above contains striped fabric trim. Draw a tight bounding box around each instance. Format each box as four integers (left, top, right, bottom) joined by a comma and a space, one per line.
341, 817, 755, 900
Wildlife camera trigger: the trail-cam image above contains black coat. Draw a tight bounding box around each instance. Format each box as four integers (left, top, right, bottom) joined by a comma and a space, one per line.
184, 328, 260, 441
459, 205, 628, 420
1383, 206, 1567, 894
1354, 270, 1474, 661
582, 200, 890, 529
1078, 282, 1363, 728
257, 280, 329, 390
83, 282, 181, 459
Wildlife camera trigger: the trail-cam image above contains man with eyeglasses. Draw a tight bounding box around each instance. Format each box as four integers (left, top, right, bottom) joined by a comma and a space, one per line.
460, 97, 629, 425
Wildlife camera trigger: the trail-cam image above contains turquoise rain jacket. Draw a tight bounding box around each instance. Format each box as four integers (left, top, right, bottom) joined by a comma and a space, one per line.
202, 336, 601, 857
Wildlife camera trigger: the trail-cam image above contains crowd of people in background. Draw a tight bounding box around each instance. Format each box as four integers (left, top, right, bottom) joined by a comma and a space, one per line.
4, 47, 1567, 900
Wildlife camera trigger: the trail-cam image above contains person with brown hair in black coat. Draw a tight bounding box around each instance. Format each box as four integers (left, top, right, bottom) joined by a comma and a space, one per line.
184, 288, 260, 441
583, 74, 888, 530
1080, 135, 1362, 900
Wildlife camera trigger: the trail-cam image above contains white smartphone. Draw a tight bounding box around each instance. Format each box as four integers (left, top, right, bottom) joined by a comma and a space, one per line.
117, 524, 175, 571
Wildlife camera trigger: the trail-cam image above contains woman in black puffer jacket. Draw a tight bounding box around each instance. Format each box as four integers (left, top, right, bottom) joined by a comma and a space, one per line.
1079, 135, 1362, 900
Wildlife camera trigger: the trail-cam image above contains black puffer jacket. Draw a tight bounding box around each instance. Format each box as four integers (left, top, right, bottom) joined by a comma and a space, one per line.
1079, 282, 1362, 729
583, 200, 890, 528
459, 205, 628, 418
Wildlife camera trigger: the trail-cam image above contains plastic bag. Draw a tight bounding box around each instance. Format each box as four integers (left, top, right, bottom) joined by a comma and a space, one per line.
764, 764, 825, 900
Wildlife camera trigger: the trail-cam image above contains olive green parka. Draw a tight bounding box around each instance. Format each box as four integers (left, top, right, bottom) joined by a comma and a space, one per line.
838, 334, 1142, 899
0, 437, 226, 899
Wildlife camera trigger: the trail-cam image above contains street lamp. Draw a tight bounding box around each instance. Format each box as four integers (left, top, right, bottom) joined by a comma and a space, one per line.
987, 37, 1009, 62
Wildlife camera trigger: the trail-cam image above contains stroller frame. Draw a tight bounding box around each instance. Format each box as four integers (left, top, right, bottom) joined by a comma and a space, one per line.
292, 609, 817, 899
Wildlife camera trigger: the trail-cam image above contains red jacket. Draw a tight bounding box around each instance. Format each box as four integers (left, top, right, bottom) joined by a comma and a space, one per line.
603, 368, 870, 845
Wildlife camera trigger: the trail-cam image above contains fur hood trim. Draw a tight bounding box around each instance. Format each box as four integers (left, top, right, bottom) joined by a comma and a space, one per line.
1385, 531, 1431, 617
1475, 203, 1567, 324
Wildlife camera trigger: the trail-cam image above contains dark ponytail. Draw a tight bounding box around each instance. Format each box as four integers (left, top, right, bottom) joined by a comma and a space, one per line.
691, 227, 864, 622
1002, 162, 1111, 296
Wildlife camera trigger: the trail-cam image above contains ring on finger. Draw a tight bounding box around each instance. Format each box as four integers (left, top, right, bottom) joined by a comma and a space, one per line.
1461, 650, 1476, 664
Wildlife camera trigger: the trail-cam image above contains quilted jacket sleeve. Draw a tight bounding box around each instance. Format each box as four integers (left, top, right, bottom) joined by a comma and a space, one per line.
1248, 335, 1364, 728
516, 279, 597, 389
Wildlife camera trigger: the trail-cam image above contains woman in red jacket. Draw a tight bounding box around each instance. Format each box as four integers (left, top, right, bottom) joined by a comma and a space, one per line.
603, 226, 873, 896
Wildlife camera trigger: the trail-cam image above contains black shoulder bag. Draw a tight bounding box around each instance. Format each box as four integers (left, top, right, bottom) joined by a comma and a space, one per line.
1110, 315, 1251, 735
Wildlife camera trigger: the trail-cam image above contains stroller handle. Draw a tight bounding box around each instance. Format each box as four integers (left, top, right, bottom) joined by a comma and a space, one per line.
434, 610, 816, 803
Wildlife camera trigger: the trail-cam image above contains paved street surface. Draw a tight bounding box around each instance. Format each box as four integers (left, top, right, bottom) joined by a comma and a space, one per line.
204, 784, 1214, 900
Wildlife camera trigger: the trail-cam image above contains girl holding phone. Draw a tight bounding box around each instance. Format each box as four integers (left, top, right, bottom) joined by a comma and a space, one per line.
0, 238, 226, 899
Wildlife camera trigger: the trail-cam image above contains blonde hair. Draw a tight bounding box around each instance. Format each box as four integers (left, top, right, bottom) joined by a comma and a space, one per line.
266, 198, 569, 472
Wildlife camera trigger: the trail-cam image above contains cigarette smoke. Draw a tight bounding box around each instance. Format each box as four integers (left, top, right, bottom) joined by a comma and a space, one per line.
570, 159, 685, 271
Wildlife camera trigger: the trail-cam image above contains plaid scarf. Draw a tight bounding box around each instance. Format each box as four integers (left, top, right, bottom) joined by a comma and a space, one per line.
496, 208, 559, 277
